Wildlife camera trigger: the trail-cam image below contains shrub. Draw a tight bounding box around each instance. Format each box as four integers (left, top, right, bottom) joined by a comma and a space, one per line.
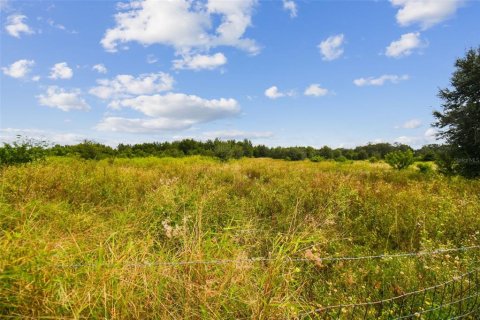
385, 149, 415, 170
368, 156, 379, 163
310, 155, 325, 162
335, 156, 348, 162
0, 137, 47, 166
417, 163, 433, 174
73, 140, 115, 160
435, 147, 458, 176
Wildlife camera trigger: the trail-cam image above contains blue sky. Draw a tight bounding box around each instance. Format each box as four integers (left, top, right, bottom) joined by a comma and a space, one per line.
1, 0, 479, 148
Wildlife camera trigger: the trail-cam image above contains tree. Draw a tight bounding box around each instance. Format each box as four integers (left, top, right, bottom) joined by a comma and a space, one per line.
433, 47, 480, 178
385, 149, 415, 170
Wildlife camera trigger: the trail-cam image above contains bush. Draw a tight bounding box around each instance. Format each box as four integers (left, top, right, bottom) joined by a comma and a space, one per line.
368, 156, 379, 163
417, 163, 433, 174
385, 149, 415, 170
310, 155, 325, 162
73, 140, 115, 160
0, 137, 47, 166
335, 156, 348, 163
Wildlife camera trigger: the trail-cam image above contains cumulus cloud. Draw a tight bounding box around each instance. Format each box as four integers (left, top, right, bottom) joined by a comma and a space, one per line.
37, 86, 90, 111
264, 86, 294, 99
49, 62, 73, 79
96, 117, 196, 132
2, 59, 34, 78
173, 52, 227, 70
385, 32, 426, 58
398, 118, 422, 129
96, 93, 240, 132
92, 64, 107, 74
353, 74, 409, 87
394, 128, 439, 146
5, 14, 34, 38
391, 0, 463, 29
89, 72, 174, 100
304, 84, 328, 97
318, 34, 345, 61
101, 0, 259, 57
91, 70, 240, 133
202, 130, 273, 139
283, 0, 297, 18
112, 93, 239, 120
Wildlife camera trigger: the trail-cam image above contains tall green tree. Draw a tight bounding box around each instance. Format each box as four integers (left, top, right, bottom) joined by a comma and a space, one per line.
433, 47, 480, 178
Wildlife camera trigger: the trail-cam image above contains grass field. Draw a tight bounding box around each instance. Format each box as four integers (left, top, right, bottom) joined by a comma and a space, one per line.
1, 157, 479, 319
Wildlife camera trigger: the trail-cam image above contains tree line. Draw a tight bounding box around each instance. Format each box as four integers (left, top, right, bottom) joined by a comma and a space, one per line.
0, 136, 444, 163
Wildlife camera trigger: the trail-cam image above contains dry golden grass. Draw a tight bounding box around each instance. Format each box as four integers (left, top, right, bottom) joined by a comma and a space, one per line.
1, 157, 479, 319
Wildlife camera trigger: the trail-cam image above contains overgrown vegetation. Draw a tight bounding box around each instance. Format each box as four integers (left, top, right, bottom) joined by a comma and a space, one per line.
0, 137, 47, 166
1, 157, 479, 318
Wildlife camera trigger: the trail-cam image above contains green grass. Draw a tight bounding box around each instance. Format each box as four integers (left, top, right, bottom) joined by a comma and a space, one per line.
1, 157, 479, 319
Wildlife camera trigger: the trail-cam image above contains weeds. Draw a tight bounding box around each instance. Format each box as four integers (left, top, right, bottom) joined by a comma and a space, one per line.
0, 157, 479, 318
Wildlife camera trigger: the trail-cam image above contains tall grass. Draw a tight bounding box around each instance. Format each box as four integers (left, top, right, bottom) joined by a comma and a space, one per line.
1, 157, 479, 318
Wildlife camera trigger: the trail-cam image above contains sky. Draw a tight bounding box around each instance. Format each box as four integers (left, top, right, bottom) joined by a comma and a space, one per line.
1, 0, 479, 148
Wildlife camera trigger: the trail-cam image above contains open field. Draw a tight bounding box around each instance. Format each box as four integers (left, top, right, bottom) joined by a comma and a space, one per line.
1, 157, 479, 319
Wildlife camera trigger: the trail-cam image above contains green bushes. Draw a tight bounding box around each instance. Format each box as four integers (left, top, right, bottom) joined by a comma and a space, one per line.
416, 163, 433, 174
385, 149, 415, 170
0, 138, 47, 166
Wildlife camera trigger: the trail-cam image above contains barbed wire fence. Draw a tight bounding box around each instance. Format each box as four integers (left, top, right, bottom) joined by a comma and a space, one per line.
56, 245, 480, 268
297, 268, 479, 319
51, 245, 480, 319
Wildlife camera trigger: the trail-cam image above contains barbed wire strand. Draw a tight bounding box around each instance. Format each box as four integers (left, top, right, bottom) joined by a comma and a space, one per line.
298, 268, 479, 317
54, 244, 480, 268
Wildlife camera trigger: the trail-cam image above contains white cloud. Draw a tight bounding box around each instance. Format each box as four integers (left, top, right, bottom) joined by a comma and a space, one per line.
96, 93, 240, 133
353, 74, 409, 87
385, 32, 426, 58
283, 0, 297, 18
2, 59, 34, 78
304, 84, 328, 97
264, 86, 294, 99
49, 62, 73, 79
112, 93, 239, 120
146, 54, 158, 64
92, 64, 107, 74
173, 52, 227, 70
31, 75, 40, 81
391, 0, 463, 29
5, 14, 34, 38
90, 69, 239, 133
37, 86, 90, 111
399, 118, 422, 129
43, 18, 78, 34
96, 117, 195, 132
394, 128, 439, 146
101, 0, 259, 56
424, 128, 437, 138
89, 72, 174, 100
318, 34, 345, 61
202, 130, 273, 139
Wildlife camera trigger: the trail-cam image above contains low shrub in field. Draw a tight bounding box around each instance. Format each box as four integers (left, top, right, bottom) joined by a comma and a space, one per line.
417, 163, 433, 174
385, 149, 415, 170
310, 155, 325, 162
0, 138, 47, 166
